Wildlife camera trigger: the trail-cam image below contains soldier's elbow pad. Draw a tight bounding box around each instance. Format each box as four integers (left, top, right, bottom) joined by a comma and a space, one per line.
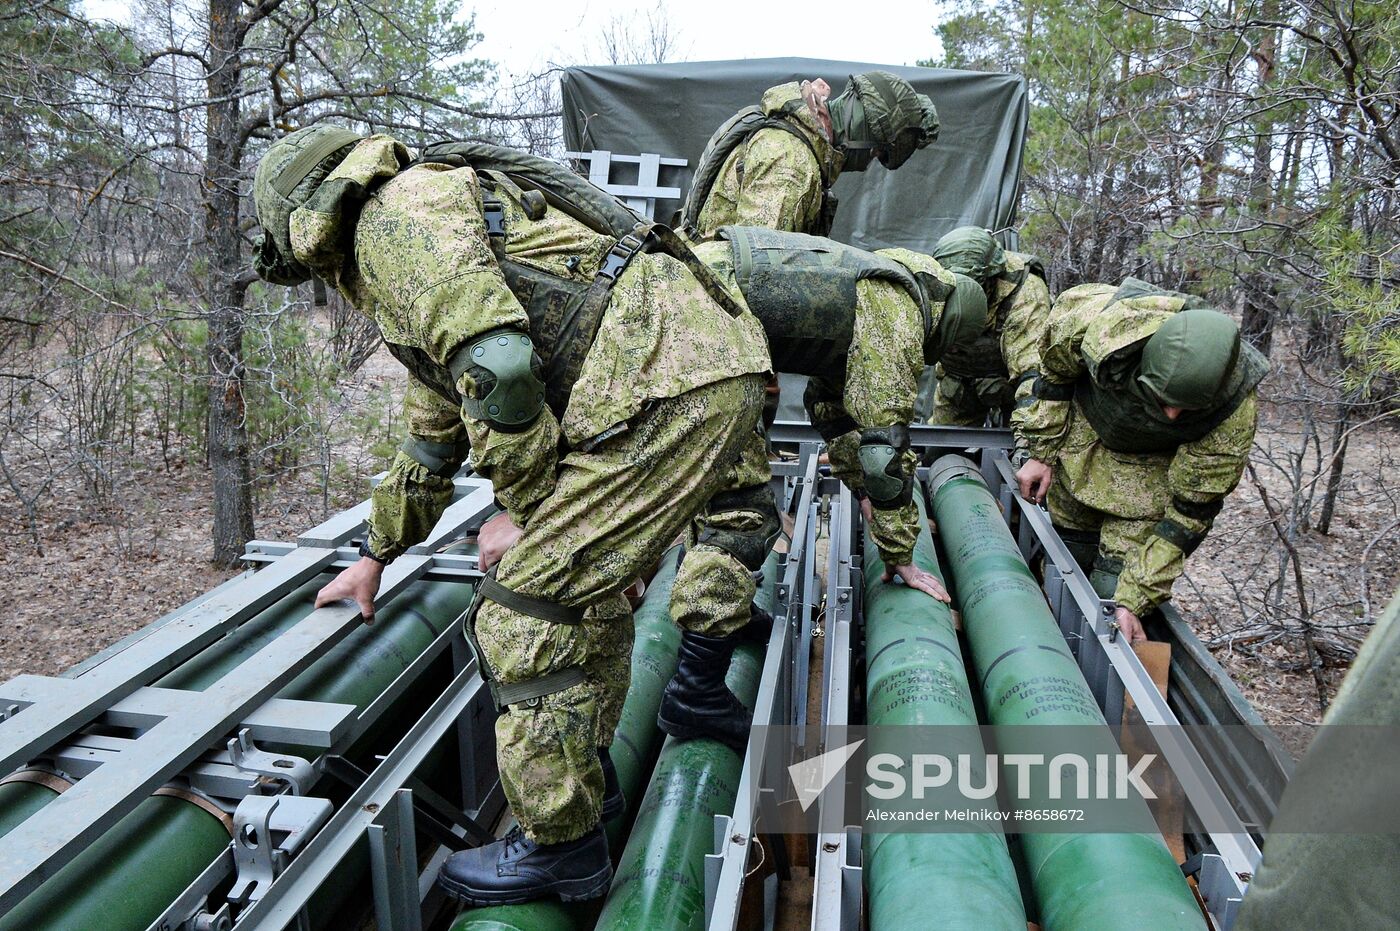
450, 328, 547, 433
857, 425, 912, 509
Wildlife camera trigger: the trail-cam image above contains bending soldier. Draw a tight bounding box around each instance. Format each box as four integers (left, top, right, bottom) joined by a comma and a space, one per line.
252, 126, 771, 906
680, 71, 939, 238
925, 226, 1051, 426
1013, 279, 1268, 643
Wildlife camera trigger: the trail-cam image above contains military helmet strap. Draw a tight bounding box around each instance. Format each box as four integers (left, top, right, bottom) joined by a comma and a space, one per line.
271, 128, 362, 198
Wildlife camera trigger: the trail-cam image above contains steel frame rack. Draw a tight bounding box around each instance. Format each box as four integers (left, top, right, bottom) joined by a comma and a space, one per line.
0, 425, 1287, 931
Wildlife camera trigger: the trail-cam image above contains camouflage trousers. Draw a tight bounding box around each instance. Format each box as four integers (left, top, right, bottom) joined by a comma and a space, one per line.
926, 369, 1013, 427
1046, 466, 1155, 599
671, 422, 779, 637
476, 374, 766, 844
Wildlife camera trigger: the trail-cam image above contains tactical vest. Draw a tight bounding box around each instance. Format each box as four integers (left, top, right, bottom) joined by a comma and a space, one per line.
717, 226, 939, 378
1075, 334, 1269, 455
938, 251, 1046, 381
384, 142, 742, 419
679, 104, 837, 237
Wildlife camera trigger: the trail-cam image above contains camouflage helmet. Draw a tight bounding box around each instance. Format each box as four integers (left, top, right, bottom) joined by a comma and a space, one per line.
848, 71, 939, 169
1139, 308, 1241, 409
925, 272, 989, 363
253, 125, 362, 285
932, 227, 1007, 285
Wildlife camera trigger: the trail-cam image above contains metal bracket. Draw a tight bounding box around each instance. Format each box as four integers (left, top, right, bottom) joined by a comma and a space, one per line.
227, 795, 333, 907
190, 904, 231, 931
1101, 599, 1120, 642
227, 729, 315, 795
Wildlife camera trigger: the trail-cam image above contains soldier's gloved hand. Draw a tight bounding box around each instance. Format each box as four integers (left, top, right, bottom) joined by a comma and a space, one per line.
477, 511, 523, 572
1114, 606, 1147, 644
1016, 458, 1054, 505
316, 556, 385, 625
883, 563, 951, 603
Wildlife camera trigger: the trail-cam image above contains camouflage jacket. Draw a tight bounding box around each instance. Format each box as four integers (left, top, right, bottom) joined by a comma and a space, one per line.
693, 83, 843, 238
696, 242, 951, 566
937, 252, 1052, 413
1016, 283, 1259, 614
290, 136, 770, 560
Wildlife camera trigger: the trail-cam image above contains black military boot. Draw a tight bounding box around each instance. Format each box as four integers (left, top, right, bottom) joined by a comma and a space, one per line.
436, 823, 612, 906
657, 630, 751, 753
738, 602, 775, 644
599, 746, 625, 821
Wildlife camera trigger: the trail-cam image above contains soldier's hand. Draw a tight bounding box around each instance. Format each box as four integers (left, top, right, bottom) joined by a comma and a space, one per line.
1016, 458, 1054, 505
884, 563, 952, 603
477, 511, 523, 572
1114, 606, 1147, 644
859, 496, 874, 524
316, 556, 384, 625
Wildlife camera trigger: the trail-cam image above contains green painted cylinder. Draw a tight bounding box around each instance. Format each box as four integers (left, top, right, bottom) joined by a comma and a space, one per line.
451, 548, 688, 931
606, 547, 685, 844
0, 781, 60, 840
449, 902, 583, 931
0, 558, 478, 931
862, 491, 1026, 930
592, 554, 777, 931
928, 457, 1202, 930
0, 795, 231, 931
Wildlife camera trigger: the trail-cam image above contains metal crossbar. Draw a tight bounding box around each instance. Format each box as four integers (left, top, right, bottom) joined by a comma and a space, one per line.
565, 149, 686, 220
0, 482, 495, 913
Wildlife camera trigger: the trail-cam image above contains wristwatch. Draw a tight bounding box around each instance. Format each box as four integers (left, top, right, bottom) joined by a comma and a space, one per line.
358, 540, 389, 565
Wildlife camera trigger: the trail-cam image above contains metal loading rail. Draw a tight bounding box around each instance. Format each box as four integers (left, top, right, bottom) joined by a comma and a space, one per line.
799, 435, 1273, 931
0, 475, 502, 930
0, 425, 1286, 930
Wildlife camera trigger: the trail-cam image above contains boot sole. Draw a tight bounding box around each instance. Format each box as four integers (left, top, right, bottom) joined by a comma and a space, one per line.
656, 712, 749, 754
436, 861, 613, 906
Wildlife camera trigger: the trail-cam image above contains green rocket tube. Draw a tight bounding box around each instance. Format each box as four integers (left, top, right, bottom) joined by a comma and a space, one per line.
927, 456, 1202, 930
0, 780, 63, 840
451, 546, 689, 931
591, 554, 778, 931
0, 560, 477, 931
862, 490, 1026, 930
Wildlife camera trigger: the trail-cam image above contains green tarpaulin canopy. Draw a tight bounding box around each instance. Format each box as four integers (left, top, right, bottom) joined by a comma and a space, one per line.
560, 57, 1027, 252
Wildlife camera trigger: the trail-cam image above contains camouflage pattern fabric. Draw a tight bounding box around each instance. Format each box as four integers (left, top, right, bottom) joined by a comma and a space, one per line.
694, 240, 948, 569
670, 424, 776, 637
693, 83, 842, 237
806, 275, 935, 566
477, 375, 766, 842
287, 137, 769, 558
1018, 286, 1259, 616
929, 253, 1051, 426
1235, 586, 1400, 931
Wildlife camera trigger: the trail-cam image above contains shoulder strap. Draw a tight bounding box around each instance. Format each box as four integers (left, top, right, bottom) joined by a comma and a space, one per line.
415, 140, 643, 239
680, 106, 832, 235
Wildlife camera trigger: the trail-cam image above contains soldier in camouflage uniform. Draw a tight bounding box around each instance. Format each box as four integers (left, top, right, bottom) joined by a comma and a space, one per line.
683, 72, 940, 238
1013, 279, 1268, 642
252, 126, 770, 905
650, 230, 988, 750
637, 72, 935, 751
924, 226, 1052, 426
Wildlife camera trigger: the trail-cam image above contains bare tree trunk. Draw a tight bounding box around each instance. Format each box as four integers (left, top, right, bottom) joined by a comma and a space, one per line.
1241, 12, 1279, 355
205, 0, 254, 566
1316, 408, 1350, 535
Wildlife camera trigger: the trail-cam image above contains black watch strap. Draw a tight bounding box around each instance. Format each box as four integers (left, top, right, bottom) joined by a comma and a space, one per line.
358, 540, 390, 564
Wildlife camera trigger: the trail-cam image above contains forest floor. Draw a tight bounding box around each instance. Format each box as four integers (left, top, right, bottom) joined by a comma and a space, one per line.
1, 347, 1396, 762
